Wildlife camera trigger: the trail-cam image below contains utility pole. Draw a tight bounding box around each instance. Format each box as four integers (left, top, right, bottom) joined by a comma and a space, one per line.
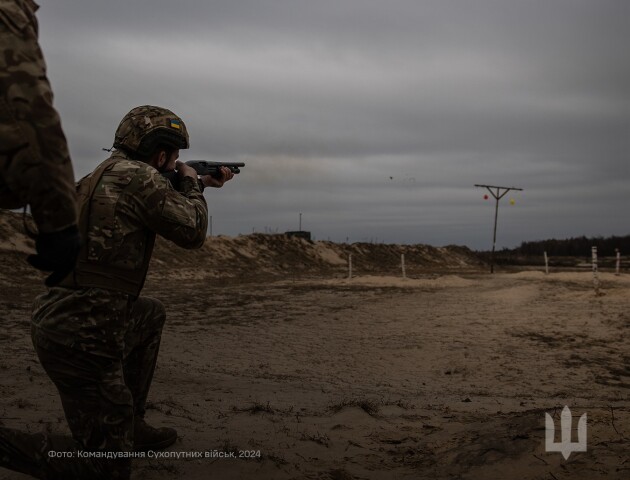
475, 184, 523, 273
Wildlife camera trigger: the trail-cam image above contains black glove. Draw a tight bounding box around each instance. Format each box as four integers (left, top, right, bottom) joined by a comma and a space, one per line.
27, 225, 82, 287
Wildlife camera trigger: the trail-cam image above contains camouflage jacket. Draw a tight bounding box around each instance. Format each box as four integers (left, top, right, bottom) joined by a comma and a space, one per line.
0, 0, 38, 32
32, 151, 208, 355
0, 0, 79, 233
60, 150, 208, 295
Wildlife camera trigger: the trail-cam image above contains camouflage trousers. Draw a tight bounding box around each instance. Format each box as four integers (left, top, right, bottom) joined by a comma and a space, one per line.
0, 295, 166, 480
0, 2, 77, 233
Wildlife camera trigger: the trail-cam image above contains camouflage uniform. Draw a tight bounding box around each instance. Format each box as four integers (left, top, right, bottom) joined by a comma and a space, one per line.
0, 0, 77, 232
0, 108, 208, 479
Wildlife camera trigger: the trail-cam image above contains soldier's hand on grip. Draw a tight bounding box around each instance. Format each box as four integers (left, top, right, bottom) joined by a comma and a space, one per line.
175, 161, 198, 179
27, 226, 82, 287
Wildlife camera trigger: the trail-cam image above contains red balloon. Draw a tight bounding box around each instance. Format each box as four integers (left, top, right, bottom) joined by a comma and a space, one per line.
483, 194, 489, 200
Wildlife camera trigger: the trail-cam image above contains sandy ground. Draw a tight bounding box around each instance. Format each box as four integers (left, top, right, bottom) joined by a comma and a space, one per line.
1, 267, 629, 479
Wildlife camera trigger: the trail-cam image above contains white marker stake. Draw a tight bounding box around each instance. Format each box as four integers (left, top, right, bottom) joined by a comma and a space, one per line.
616, 250, 621, 276
592, 246, 599, 294
544, 251, 549, 275
401, 254, 406, 279
348, 254, 353, 280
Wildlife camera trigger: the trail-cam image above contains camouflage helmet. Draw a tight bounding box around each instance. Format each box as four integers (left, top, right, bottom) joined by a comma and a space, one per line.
113, 105, 189, 157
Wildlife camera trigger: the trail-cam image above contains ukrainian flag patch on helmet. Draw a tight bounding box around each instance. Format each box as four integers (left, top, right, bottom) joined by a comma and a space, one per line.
169, 119, 181, 129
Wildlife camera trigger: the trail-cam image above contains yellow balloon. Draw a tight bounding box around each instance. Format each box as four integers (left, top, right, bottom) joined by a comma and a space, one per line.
509, 198, 515, 205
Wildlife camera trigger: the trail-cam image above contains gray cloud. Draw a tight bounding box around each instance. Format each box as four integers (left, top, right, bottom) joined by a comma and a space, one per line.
37, 0, 630, 249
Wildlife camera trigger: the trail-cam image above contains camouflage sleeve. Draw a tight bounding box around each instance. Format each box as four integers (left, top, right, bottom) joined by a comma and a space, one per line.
0, 0, 78, 233
131, 167, 208, 249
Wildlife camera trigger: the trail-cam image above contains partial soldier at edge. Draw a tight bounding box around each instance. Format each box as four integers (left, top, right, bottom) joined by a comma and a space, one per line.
0, 0, 80, 285
0, 105, 235, 479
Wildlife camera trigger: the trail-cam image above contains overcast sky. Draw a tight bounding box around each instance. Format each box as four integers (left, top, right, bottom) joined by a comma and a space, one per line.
38, 0, 629, 249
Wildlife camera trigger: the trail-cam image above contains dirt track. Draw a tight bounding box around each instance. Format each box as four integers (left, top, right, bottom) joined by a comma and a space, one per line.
1, 266, 629, 479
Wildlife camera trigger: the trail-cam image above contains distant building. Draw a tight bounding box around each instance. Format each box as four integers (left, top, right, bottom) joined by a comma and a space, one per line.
285, 230, 312, 241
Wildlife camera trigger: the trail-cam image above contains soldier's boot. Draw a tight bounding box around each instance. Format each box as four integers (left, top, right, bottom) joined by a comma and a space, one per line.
0, 426, 48, 479
133, 418, 177, 452
0, 427, 130, 480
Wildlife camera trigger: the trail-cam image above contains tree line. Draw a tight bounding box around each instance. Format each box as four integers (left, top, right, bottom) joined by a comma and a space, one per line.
500, 235, 630, 257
